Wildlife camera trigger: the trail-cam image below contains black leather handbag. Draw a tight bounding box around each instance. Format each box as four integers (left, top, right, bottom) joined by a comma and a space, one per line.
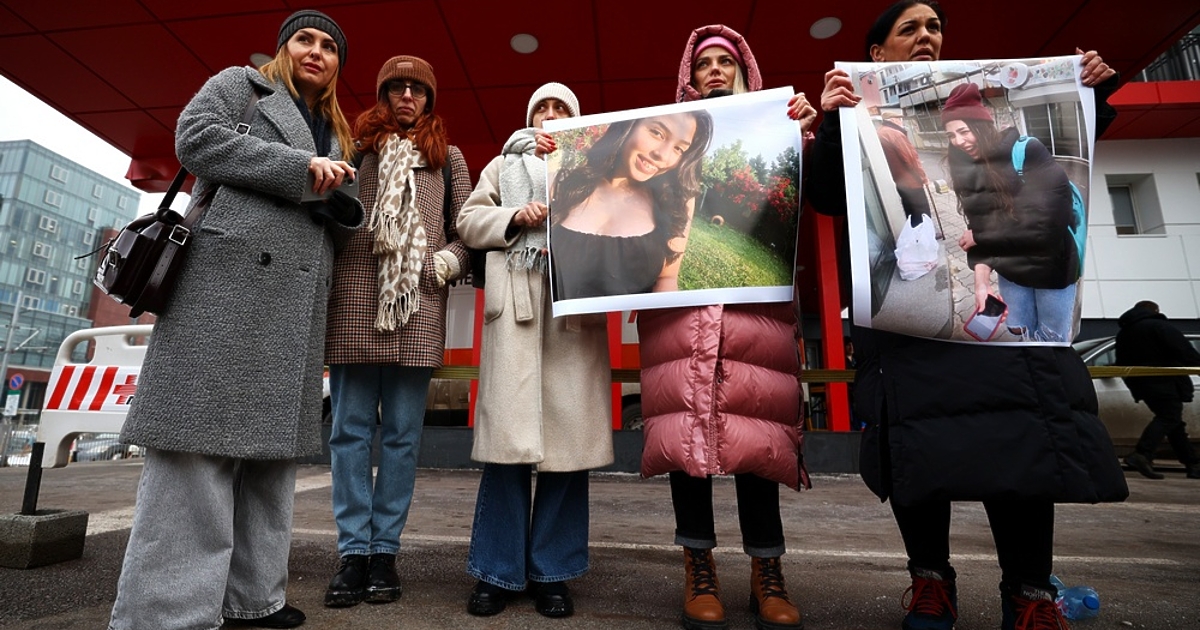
92, 88, 262, 317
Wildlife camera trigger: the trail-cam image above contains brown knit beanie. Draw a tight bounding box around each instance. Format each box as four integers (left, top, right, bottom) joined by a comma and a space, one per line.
277, 10, 346, 68
941, 83, 993, 126
376, 56, 438, 111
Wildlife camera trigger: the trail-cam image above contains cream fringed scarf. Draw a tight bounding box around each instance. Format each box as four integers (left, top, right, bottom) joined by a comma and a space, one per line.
369, 135, 428, 331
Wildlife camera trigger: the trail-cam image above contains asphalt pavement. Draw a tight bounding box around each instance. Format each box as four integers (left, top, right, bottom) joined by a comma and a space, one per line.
1, 461, 1198, 629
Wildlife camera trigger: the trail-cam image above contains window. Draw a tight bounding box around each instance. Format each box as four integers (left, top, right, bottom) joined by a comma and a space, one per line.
21, 295, 41, 310
60, 304, 77, 316
76, 257, 91, 271
92, 183, 104, 199
117, 196, 129, 209
72, 280, 85, 295
32, 241, 52, 258
1023, 102, 1087, 159
1106, 174, 1164, 235
50, 164, 69, 183
44, 190, 63, 207
88, 206, 99, 223
38, 215, 58, 232
1108, 185, 1138, 235
82, 231, 96, 246
25, 268, 46, 285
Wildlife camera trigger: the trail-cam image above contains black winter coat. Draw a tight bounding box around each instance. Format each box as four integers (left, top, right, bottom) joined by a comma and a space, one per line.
1115, 307, 1200, 402
951, 129, 1078, 290
805, 75, 1128, 506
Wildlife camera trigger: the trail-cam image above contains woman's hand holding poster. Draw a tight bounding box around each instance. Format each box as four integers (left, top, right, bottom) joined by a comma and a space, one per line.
543, 87, 802, 317
836, 56, 1096, 345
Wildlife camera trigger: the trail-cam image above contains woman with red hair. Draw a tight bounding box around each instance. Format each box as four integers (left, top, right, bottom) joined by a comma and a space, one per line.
321, 55, 472, 609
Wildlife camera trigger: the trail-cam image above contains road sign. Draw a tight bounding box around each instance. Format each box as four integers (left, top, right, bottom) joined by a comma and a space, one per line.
2, 391, 17, 417
8, 373, 23, 390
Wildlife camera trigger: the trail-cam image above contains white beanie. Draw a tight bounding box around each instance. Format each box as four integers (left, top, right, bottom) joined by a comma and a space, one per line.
526, 82, 580, 127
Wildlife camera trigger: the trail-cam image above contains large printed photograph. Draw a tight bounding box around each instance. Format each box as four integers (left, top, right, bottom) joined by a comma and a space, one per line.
837, 56, 1097, 346
543, 88, 802, 317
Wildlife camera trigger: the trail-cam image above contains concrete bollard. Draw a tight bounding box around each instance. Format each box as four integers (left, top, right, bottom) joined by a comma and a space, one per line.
0, 508, 89, 569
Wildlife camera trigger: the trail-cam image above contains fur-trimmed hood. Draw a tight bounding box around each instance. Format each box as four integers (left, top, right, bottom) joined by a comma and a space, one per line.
676, 24, 762, 103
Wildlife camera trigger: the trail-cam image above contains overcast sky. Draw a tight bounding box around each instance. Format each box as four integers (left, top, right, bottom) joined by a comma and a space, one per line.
0, 75, 166, 219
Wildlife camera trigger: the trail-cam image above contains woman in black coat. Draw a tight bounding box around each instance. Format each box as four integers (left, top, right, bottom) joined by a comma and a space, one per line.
941, 82, 1081, 343
806, 2, 1128, 629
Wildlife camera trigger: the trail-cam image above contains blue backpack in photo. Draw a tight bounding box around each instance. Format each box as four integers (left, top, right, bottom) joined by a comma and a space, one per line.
1011, 136, 1087, 277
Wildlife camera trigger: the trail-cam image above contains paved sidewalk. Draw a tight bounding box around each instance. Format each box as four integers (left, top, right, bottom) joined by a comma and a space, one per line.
2, 462, 1198, 629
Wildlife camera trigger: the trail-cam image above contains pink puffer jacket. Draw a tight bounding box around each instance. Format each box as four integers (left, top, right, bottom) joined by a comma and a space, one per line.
638, 24, 808, 490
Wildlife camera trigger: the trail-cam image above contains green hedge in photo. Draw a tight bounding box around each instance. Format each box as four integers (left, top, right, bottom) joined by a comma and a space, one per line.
678, 219, 792, 290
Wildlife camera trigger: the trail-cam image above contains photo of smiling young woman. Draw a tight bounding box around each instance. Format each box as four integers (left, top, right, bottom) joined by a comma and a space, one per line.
548, 111, 714, 301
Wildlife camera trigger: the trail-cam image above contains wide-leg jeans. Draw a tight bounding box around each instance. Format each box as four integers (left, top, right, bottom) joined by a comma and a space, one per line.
467, 463, 590, 590
109, 448, 296, 630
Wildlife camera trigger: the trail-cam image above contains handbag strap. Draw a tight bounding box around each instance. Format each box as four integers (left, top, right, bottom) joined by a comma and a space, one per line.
156, 84, 265, 225
131, 85, 264, 316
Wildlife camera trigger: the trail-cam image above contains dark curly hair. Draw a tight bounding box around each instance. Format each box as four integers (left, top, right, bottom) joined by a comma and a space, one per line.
551, 112, 714, 262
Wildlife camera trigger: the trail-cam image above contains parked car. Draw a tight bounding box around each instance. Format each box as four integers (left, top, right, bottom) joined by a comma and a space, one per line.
1074, 334, 1200, 457
72, 434, 144, 462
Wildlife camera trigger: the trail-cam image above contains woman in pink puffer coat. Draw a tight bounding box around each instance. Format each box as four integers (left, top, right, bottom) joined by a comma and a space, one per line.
637, 24, 815, 630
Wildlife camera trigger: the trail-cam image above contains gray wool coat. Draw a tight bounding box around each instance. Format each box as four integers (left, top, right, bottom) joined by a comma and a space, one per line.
121, 66, 362, 459
457, 155, 614, 471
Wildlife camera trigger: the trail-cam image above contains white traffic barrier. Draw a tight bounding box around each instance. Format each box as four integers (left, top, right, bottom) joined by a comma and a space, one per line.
36, 325, 152, 468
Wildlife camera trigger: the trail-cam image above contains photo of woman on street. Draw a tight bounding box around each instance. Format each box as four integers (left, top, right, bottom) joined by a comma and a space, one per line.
942, 82, 1083, 343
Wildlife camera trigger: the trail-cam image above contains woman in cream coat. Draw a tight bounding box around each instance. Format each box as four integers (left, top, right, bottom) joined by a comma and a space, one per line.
456, 82, 612, 619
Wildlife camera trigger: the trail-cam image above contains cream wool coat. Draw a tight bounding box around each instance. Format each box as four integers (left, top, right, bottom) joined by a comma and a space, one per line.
457, 155, 613, 471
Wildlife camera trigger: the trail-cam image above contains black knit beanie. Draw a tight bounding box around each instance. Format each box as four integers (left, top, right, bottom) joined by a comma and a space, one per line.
277, 10, 347, 68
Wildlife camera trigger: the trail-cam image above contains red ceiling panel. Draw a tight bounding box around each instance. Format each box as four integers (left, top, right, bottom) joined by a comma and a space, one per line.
139, 0, 288, 22
75, 110, 173, 156
145, 106, 184, 135
1040, 4, 1200, 75
747, 5, 856, 75
49, 24, 214, 109
5, 0, 155, 32
442, 0, 599, 88
0, 4, 32, 36
166, 12, 296, 77
331, 1, 469, 93
596, 0, 753, 82
0, 34, 134, 112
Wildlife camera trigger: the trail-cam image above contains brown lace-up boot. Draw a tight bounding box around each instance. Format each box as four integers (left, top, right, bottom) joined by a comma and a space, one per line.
682, 547, 726, 630
749, 556, 803, 630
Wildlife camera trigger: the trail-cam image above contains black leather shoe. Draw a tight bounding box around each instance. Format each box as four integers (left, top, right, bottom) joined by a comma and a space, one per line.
467, 580, 514, 616
1125, 453, 1165, 479
324, 554, 369, 608
233, 603, 306, 628
532, 581, 575, 618
365, 553, 402, 603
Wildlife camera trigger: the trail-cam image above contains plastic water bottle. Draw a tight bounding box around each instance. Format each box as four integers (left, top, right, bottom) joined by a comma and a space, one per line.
1049, 575, 1100, 620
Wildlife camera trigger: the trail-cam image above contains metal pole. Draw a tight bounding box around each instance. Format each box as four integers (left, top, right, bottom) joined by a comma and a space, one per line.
0, 291, 22, 468
20, 442, 44, 515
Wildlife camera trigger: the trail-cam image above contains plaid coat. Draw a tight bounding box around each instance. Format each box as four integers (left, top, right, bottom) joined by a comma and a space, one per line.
324, 145, 471, 366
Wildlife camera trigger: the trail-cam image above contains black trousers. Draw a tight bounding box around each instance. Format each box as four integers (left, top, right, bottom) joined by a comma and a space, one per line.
669, 471, 785, 556
1136, 396, 1198, 466
892, 498, 1054, 591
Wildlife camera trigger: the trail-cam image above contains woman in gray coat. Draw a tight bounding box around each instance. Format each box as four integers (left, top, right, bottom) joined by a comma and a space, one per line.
456, 83, 613, 619
109, 10, 361, 630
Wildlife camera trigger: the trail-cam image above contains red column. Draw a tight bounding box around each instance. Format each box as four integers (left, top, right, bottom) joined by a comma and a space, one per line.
607, 311, 623, 430
815, 214, 851, 432
467, 289, 484, 428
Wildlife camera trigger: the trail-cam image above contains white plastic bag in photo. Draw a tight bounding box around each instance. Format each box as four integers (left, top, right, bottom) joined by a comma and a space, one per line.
894, 215, 939, 281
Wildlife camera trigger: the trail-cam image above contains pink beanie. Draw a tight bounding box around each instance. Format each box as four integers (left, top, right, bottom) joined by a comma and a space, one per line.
693, 35, 744, 69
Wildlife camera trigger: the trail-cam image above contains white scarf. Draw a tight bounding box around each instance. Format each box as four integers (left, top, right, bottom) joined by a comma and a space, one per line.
499, 128, 548, 273
369, 135, 428, 331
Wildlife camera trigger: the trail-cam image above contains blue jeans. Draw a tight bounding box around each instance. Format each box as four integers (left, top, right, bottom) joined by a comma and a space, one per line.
329, 364, 432, 556
997, 275, 1077, 343
466, 463, 590, 590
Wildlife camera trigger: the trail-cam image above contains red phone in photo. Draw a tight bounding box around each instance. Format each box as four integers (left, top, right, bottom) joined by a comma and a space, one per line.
964, 294, 1007, 341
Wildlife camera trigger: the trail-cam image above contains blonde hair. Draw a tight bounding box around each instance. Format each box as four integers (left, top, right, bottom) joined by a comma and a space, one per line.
259, 45, 355, 161
730, 64, 748, 94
